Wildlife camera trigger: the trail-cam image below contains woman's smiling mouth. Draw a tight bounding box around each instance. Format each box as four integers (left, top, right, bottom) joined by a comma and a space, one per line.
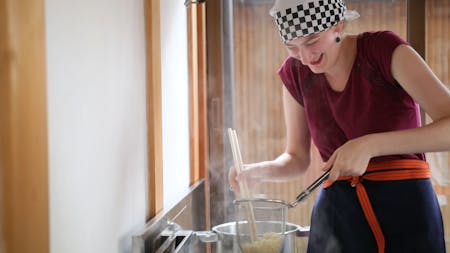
310, 53, 324, 66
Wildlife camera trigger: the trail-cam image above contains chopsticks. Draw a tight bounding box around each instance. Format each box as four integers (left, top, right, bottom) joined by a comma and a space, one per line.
227, 128, 257, 242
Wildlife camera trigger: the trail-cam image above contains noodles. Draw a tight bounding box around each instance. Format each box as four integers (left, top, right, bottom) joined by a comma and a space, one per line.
241, 232, 283, 253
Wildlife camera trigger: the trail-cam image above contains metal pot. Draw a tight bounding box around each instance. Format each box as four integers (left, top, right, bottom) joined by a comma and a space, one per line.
196, 221, 309, 253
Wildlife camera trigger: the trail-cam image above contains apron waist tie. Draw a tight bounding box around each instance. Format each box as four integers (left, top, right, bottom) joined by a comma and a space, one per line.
322, 159, 431, 253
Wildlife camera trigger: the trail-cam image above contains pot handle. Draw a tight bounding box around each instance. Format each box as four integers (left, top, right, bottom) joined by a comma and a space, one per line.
195, 231, 218, 243
296, 226, 310, 237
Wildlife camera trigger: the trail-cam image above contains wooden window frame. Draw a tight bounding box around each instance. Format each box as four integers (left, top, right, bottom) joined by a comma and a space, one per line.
0, 0, 49, 252
144, 0, 164, 219
145, 0, 208, 220
187, 0, 209, 229
187, 2, 208, 186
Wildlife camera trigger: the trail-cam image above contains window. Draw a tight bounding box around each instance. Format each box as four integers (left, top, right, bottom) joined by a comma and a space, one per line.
145, 0, 207, 219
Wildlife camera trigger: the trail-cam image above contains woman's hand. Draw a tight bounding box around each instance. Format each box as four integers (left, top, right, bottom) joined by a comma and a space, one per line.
322, 135, 374, 182
228, 162, 268, 193
228, 166, 240, 192
228, 153, 310, 193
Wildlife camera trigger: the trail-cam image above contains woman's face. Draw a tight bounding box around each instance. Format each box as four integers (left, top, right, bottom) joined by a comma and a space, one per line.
285, 27, 340, 73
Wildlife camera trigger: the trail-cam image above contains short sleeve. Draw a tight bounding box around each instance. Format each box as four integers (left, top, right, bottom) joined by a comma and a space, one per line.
362, 31, 409, 84
278, 57, 305, 106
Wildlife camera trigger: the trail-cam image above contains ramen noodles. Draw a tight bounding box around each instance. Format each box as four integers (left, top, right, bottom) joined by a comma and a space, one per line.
241, 232, 283, 253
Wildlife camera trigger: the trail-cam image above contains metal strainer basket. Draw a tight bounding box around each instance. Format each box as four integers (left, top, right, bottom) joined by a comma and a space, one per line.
234, 199, 288, 253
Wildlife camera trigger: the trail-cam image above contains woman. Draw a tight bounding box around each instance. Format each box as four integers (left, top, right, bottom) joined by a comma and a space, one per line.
228, 0, 450, 252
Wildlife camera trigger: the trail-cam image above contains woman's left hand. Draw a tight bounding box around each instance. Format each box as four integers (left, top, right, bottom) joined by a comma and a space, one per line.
322, 136, 374, 182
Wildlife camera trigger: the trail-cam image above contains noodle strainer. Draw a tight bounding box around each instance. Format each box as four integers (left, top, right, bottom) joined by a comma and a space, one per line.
233, 169, 330, 252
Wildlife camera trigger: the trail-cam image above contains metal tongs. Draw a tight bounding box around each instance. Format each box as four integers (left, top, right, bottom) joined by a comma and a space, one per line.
289, 169, 331, 207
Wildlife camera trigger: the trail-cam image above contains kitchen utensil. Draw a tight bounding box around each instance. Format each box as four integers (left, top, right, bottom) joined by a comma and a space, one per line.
225, 128, 322, 252
234, 199, 288, 253
289, 168, 331, 207
227, 128, 257, 242
196, 221, 309, 253
236, 168, 331, 209
230, 168, 330, 252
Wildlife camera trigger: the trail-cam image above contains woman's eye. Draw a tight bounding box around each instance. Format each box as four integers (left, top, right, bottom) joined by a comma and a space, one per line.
306, 39, 318, 46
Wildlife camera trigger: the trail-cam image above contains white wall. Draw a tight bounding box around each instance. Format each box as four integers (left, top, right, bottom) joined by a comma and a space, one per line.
45, 0, 148, 252
160, 0, 191, 210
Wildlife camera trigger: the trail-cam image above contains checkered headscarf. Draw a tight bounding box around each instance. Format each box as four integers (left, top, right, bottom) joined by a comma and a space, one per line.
270, 0, 356, 43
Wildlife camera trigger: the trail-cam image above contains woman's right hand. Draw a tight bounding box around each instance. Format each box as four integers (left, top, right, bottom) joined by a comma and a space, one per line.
228, 153, 309, 193
228, 162, 267, 193
228, 166, 240, 193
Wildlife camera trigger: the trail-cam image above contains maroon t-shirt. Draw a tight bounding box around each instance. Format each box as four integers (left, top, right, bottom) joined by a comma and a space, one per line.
278, 31, 425, 163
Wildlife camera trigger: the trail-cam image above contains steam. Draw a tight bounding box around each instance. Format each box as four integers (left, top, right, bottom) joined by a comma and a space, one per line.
307, 218, 342, 253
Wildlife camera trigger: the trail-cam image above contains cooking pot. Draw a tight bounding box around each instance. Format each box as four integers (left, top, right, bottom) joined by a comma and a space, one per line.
196, 221, 309, 253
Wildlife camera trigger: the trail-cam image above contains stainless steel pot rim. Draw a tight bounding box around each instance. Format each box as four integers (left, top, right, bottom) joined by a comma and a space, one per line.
212, 221, 302, 236
233, 198, 292, 207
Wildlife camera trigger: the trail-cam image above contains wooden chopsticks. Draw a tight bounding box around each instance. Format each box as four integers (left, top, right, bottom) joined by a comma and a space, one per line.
227, 128, 257, 242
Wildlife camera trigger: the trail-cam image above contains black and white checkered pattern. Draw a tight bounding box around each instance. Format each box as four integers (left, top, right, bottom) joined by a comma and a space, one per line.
274, 0, 346, 42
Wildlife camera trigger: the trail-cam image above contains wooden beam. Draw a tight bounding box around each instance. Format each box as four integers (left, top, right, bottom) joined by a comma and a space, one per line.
407, 0, 426, 57
197, 3, 207, 181
188, 3, 208, 185
144, 0, 163, 220
206, 0, 229, 226
187, 1, 209, 236
0, 0, 49, 252
188, 4, 200, 184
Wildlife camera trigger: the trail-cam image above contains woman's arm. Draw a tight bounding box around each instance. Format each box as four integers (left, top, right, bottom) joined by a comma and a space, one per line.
229, 86, 311, 191
323, 44, 450, 181
369, 44, 450, 155
268, 85, 312, 178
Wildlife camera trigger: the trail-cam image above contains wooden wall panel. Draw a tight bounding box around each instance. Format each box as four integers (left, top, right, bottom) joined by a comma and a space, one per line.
232, 2, 286, 164
426, 0, 450, 86
345, 1, 407, 38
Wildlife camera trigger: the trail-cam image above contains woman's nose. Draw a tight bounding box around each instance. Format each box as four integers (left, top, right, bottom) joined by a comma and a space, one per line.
294, 49, 312, 64
290, 47, 305, 62
302, 50, 322, 65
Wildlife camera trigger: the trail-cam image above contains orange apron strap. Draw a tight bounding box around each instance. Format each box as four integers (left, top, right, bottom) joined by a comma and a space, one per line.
355, 180, 385, 253
322, 159, 430, 253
